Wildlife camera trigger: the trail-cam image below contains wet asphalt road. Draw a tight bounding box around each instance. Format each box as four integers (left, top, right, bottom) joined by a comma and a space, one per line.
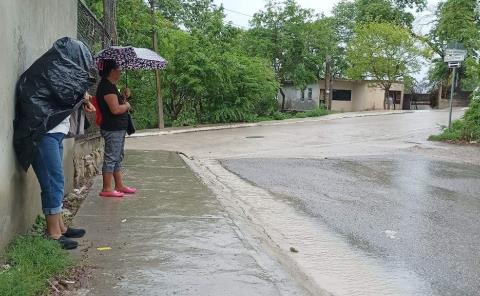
127, 109, 480, 295
222, 155, 480, 296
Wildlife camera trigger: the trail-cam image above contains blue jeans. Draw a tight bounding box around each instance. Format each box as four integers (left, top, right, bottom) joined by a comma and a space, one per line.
31, 133, 65, 215
101, 129, 126, 173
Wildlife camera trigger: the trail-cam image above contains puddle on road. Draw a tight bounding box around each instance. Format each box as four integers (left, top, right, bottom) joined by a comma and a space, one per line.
190, 158, 435, 296
220, 156, 480, 296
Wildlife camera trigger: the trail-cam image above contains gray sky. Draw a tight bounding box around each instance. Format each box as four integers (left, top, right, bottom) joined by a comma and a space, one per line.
213, 0, 442, 80
214, 0, 441, 32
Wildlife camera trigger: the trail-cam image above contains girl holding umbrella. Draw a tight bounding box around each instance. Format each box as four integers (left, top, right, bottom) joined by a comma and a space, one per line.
94, 46, 166, 198
96, 59, 136, 197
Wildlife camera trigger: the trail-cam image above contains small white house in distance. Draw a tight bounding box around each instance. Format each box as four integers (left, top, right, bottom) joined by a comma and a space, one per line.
280, 79, 405, 112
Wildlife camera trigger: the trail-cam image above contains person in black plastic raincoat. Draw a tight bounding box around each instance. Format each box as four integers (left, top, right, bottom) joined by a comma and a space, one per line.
14, 37, 96, 250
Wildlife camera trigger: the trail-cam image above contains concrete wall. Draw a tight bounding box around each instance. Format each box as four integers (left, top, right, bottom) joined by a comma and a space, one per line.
329, 80, 354, 112
74, 137, 104, 187
362, 82, 404, 111
0, 0, 78, 251
282, 83, 321, 111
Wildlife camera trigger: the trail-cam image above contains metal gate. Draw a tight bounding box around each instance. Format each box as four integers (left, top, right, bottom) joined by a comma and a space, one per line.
77, 0, 111, 140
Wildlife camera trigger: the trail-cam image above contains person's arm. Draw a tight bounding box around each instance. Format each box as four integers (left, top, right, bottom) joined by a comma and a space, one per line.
122, 88, 131, 100
83, 92, 96, 113
104, 93, 131, 115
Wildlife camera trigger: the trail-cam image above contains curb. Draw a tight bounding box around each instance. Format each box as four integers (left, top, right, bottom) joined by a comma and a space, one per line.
128, 110, 416, 138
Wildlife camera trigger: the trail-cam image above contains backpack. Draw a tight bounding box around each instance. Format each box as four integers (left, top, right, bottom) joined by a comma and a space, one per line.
91, 96, 103, 126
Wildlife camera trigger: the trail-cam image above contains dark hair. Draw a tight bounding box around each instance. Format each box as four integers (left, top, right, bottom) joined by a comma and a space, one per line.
99, 59, 118, 78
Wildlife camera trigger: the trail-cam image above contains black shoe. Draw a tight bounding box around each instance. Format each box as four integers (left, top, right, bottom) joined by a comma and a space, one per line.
63, 227, 86, 238
56, 236, 79, 250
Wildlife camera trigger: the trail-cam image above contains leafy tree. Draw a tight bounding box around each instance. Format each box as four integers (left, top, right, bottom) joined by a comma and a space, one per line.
346, 22, 423, 109
331, 0, 419, 78
331, 0, 357, 46
84, 0, 280, 128
356, 0, 416, 28
393, 0, 427, 11
428, 0, 480, 92
248, 0, 338, 110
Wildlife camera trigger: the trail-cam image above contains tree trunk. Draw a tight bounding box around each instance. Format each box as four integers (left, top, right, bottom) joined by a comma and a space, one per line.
149, 0, 165, 129
280, 88, 286, 112
318, 78, 323, 107
103, 0, 118, 45
384, 87, 391, 110
325, 55, 332, 110
437, 82, 443, 108
328, 78, 333, 110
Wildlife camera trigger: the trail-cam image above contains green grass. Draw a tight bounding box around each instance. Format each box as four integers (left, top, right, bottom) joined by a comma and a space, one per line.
252, 107, 331, 123
0, 217, 73, 296
429, 94, 480, 143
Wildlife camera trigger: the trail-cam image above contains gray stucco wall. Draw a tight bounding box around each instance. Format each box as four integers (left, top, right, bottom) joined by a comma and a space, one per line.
0, 0, 78, 251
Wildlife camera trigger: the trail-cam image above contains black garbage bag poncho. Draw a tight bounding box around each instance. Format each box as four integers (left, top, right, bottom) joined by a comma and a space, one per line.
14, 37, 95, 171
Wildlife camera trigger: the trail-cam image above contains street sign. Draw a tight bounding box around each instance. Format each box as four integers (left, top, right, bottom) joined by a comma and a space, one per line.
448, 61, 461, 68
444, 43, 466, 129
444, 49, 467, 62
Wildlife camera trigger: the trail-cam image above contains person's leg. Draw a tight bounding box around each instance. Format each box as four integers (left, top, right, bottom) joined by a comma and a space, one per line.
54, 140, 69, 235
31, 134, 68, 240
113, 171, 125, 190
102, 172, 114, 192
114, 131, 136, 194
101, 130, 124, 196
59, 216, 67, 234
46, 214, 62, 239
101, 130, 117, 192
114, 130, 126, 190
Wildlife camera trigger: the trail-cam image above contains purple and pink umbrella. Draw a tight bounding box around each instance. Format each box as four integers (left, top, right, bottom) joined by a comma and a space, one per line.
94, 46, 167, 70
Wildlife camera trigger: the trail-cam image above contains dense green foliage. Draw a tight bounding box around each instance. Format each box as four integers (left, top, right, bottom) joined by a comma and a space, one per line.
430, 91, 480, 142
86, 0, 281, 128
0, 217, 72, 296
346, 22, 423, 107
428, 0, 480, 91
83, 0, 480, 128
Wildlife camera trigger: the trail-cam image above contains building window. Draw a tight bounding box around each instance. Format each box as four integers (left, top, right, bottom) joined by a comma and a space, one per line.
300, 89, 305, 101
332, 89, 352, 101
308, 88, 313, 100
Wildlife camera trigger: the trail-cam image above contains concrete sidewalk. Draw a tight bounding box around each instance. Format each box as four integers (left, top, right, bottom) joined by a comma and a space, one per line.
72, 150, 307, 296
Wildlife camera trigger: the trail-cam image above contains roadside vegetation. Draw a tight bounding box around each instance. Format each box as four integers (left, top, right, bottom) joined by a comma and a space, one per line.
0, 217, 72, 296
84, 0, 431, 130
252, 107, 331, 123
83, 0, 480, 134
429, 92, 480, 143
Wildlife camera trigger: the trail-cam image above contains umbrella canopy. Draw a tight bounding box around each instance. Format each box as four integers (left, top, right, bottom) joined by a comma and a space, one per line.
94, 46, 167, 70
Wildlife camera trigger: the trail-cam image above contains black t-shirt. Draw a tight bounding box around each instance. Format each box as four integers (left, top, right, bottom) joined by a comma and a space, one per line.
96, 78, 128, 131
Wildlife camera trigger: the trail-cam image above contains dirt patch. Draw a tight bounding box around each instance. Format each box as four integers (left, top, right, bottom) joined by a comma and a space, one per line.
49, 261, 94, 296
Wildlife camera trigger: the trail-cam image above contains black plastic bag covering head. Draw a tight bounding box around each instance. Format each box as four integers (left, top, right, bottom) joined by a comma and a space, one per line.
14, 37, 95, 171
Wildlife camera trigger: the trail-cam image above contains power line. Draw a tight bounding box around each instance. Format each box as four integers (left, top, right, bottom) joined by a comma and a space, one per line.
223, 7, 254, 18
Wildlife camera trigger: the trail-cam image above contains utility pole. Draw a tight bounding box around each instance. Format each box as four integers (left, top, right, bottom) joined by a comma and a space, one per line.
325, 55, 333, 110
448, 66, 457, 129
103, 0, 118, 45
149, 0, 165, 129
444, 43, 466, 129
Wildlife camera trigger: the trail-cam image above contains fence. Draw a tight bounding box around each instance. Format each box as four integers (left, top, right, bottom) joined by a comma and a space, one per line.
77, 0, 111, 140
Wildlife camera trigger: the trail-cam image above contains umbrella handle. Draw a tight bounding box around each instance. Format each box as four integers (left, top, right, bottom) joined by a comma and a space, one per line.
125, 71, 129, 88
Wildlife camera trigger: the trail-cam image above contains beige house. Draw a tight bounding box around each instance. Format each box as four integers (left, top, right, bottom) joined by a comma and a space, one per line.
280, 79, 405, 112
